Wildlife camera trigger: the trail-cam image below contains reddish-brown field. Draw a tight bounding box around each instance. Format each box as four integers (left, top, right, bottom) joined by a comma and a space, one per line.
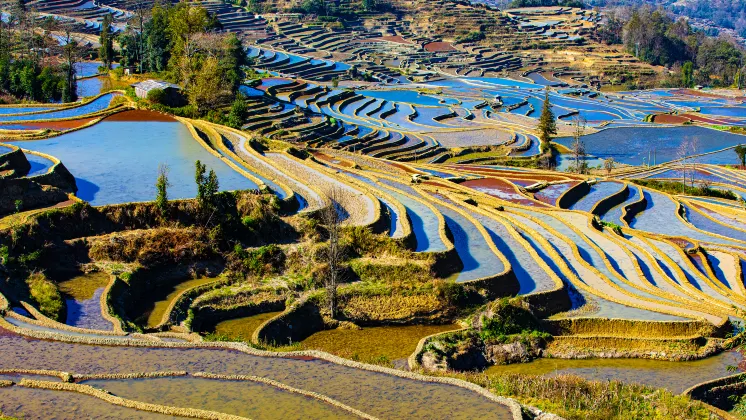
377, 35, 414, 45
0, 117, 97, 130
461, 177, 547, 207
104, 110, 176, 122
651, 114, 690, 124
424, 42, 455, 52
313, 151, 355, 168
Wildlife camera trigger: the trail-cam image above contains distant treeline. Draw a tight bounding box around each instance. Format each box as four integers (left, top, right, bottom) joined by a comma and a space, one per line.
508, 0, 585, 8
595, 5, 745, 88
588, 0, 746, 39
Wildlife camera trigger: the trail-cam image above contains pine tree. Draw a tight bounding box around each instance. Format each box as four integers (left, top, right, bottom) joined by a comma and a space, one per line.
537, 89, 557, 145
155, 164, 170, 219
99, 14, 114, 69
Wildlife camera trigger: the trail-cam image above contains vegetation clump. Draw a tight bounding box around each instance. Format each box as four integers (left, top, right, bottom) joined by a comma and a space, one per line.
631, 179, 739, 200
25, 272, 65, 321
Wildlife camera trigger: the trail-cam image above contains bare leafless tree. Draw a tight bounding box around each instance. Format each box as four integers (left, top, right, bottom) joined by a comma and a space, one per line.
320, 187, 346, 318
571, 116, 587, 174
689, 137, 700, 188
676, 139, 691, 193
603, 158, 615, 176
126, 0, 151, 74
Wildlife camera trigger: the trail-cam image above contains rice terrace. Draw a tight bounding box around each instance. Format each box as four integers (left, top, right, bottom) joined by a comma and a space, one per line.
4, 0, 746, 419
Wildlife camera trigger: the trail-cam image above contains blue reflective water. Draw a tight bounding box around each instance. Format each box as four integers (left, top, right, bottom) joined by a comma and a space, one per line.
0, 105, 55, 115
568, 181, 625, 213
434, 202, 505, 282
25, 153, 54, 176
600, 185, 639, 224
0, 93, 116, 122
358, 90, 458, 106
555, 126, 746, 166
7, 120, 255, 205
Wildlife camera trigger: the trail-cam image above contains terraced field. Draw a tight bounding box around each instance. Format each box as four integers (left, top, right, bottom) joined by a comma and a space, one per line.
5, 3, 746, 416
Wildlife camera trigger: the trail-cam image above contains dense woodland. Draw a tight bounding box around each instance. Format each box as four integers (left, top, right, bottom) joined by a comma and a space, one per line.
0, 0, 83, 102
589, 0, 746, 39
117, 2, 247, 113
595, 6, 746, 88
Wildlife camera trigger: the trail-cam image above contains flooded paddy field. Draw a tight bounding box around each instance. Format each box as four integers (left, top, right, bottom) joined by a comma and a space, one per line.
554, 126, 746, 166
7, 22, 746, 418
300, 324, 460, 362
0, 328, 514, 419
0, 385, 179, 420
486, 351, 743, 394
6, 111, 255, 205
57, 272, 113, 331
213, 311, 284, 341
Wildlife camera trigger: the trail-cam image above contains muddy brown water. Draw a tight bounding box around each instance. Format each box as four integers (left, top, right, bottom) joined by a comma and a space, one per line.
82, 376, 356, 419
143, 277, 222, 329
213, 311, 283, 341
0, 385, 181, 419
0, 327, 513, 419
485, 351, 743, 394
299, 324, 461, 362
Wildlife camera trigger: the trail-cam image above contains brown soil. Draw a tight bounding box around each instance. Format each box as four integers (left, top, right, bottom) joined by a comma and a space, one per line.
652, 114, 690, 124
103, 110, 176, 122
680, 113, 733, 125
461, 177, 547, 207
673, 89, 746, 101
389, 162, 418, 174
312, 151, 354, 168
1, 117, 97, 130
361, 35, 414, 45
424, 42, 455, 52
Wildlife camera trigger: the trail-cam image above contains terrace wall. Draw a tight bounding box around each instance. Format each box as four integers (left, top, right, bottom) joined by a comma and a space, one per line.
252, 297, 325, 345
0, 146, 31, 178
684, 372, 746, 411
590, 183, 629, 216
190, 296, 286, 332
557, 180, 590, 209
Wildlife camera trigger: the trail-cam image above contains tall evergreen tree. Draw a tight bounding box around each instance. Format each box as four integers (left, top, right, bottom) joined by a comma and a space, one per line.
537, 89, 557, 145
99, 14, 114, 69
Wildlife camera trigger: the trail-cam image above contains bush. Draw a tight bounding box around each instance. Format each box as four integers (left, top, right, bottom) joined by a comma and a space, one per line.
455, 31, 485, 44
479, 298, 543, 340
26, 272, 65, 321
231, 244, 286, 278
146, 88, 166, 104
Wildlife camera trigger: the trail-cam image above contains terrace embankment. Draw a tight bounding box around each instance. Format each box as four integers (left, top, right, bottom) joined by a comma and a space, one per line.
103, 109, 177, 122
0, 146, 77, 215
413, 296, 735, 372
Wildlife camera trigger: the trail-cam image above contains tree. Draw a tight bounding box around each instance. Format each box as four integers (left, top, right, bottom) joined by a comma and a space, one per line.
735, 144, 746, 168
155, 164, 170, 219
188, 56, 230, 112
99, 13, 114, 69
570, 116, 587, 174
320, 188, 345, 318
681, 61, 694, 88
126, 0, 151, 74
537, 89, 557, 145
60, 28, 80, 102
603, 158, 615, 176
226, 95, 247, 128
195, 160, 219, 215
145, 3, 170, 73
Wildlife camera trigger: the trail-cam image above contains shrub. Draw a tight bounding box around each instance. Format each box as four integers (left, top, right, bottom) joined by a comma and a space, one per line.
146, 88, 166, 104
455, 31, 485, 44
26, 272, 65, 321
231, 244, 286, 278
479, 298, 543, 340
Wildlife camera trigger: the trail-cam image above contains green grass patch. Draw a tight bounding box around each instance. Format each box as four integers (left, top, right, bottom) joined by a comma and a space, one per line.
631, 179, 739, 201
25, 272, 65, 321
434, 371, 714, 420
